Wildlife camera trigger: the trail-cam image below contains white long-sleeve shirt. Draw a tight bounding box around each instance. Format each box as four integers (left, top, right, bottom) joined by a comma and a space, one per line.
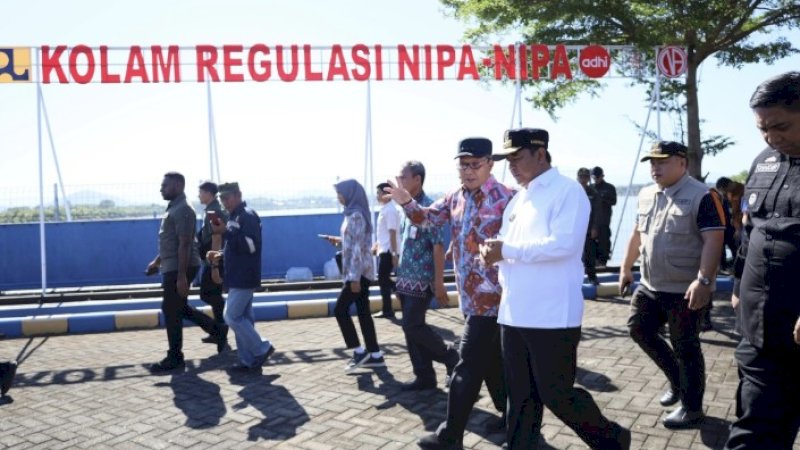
496, 167, 590, 329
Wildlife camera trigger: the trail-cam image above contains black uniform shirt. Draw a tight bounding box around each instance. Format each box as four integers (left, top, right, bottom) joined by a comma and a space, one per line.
733, 147, 800, 351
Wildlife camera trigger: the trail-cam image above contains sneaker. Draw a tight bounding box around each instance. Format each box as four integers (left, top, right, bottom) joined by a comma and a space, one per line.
344, 350, 370, 373
252, 345, 276, 367
361, 354, 386, 369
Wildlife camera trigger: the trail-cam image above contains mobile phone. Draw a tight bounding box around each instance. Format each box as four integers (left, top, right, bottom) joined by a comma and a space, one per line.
317, 234, 331, 239
207, 210, 221, 226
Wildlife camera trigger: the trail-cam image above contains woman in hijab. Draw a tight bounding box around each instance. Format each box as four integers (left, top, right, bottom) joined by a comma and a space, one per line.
326, 179, 385, 372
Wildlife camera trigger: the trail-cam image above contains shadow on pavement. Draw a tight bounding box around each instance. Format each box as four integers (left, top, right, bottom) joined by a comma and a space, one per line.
154, 358, 227, 429
698, 415, 732, 450
227, 371, 309, 442
576, 367, 618, 393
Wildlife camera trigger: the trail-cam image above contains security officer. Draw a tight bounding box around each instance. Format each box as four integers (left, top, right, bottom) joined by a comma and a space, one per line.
591, 166, 616, 266
724, 71, 800, 450
619, 141, 725, 429
577, 167, 599, 284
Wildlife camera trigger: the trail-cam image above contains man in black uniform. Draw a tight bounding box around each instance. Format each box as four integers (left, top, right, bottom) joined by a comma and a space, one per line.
577, 168, 599, 284
197, 181, 229, 346
724, 71, 800, 450
591, 166, 617, 266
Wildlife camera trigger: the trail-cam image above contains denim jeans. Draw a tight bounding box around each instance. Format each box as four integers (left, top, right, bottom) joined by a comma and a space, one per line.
224, 288, 271, 367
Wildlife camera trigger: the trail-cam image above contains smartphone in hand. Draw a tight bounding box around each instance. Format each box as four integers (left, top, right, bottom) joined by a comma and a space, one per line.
207, 210, 222, 226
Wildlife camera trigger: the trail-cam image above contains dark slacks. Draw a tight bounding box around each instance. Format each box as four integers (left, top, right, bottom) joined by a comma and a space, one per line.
596, 224, 612, 263
627, 285, 705, 410
333, 277, 379, 353
199, 264, 225, 325
436, 315, 506, 444
377, 252, 395, 316
724, 338, 800, 450
502, 325, 620, 450
162, 267, 217, 357
399, 292, 458, 383
582, 235, 597, 281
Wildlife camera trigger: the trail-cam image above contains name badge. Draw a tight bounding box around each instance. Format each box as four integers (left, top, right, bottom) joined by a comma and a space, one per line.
755, 162, 779, 173
409, 226, 418, 239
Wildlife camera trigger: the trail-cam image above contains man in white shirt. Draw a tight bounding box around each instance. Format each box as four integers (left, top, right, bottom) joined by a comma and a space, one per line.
372, 182, 400, 319
481, 128, 630, 450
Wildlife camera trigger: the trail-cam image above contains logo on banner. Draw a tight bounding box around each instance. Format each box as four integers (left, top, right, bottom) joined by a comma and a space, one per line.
578, 45, 610, 78
657, 46, 687, 78
0, 48, 31, 83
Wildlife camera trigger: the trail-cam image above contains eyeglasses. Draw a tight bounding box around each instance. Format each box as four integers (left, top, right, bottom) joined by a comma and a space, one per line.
457, 159, 489, 171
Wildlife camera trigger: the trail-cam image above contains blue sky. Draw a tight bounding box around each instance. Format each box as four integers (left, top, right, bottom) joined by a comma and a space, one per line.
2, 0, 799, 205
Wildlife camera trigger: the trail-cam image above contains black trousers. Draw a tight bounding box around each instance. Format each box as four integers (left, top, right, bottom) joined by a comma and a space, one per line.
162, 267, 217, 357
724, 338, 800, 450
596, 224, 612, 263
377, 252, 395, 315
199, 264, 225, 325
399, 293, 458, 382
436, 315, 506, 444
502, 325, 620, 450
333, 277, 379, 353
627, 285, 705, 410
582, 235, 597, 280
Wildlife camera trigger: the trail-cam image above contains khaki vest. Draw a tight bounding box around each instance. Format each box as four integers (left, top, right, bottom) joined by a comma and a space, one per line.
637, 174, 713, 293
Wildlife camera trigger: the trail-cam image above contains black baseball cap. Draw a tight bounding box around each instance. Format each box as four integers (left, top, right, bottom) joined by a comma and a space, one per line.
640, 141, 688, 162
492, 128, 549, 160
455, 137, 493, 159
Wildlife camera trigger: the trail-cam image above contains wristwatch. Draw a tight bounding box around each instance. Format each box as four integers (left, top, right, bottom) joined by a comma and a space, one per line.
697, 275, 712, 286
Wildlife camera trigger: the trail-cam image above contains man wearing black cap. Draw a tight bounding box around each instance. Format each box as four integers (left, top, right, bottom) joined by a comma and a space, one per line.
481, 128, 630, 449
208, 182, 275, 372
725, 71, 800, 450
590, 166, 616, 266
619, 141, 725, 428
577, 168, 599, 284
385, 138, 514, 448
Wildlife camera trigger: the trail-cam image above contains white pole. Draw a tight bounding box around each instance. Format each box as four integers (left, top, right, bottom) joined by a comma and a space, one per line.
516, 42, 523, 128
206, 79, 218, 181
39, 87, 72, 221
611, 85, 659, 256
655, 47, 661, 140
35, 48, 47, 296
364, 80, 377, 245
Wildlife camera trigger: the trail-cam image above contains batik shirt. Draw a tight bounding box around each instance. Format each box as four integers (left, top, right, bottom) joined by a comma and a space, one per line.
340, 211, 375, 282
403, 175, 515, 316
396, 191, 444, 298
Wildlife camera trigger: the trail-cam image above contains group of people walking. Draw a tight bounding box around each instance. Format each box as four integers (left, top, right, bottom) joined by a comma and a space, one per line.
142, 71, 799, 449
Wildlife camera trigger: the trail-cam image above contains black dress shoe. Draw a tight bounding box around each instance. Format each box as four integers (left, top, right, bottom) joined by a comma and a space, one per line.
230, 362, 262, 373
215, 325, 230, 354
663, 406, 704, 429
400, 378, 436, 391
483, 415, 505, 433
149, 355, 185, 373
372, 312, 396, 319
0, 361, 17, 396
417, 432, 463, 450
201, 334, 216, 343
659, 388, 679, 406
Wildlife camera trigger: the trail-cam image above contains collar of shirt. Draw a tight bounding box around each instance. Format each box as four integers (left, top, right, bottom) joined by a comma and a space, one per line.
662, 173, 691, 197
460, 174, 502, 202
166, 192, 187, 211
526, 167, 559, 192
204, 198, 221, 212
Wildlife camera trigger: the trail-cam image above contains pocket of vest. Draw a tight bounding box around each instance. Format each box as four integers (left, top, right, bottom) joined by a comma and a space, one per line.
664, 213, 692, 234
637, 213, 650, 232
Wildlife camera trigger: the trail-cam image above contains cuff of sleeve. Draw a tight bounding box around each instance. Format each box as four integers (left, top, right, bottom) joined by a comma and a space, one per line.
502, 242, 520, 261
402, 199, 417, 210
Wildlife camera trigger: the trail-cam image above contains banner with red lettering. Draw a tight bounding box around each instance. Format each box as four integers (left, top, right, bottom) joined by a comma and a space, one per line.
0, 44, 649, 84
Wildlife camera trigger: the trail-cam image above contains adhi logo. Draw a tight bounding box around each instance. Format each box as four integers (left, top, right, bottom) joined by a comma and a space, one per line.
579, 45, 610, 78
